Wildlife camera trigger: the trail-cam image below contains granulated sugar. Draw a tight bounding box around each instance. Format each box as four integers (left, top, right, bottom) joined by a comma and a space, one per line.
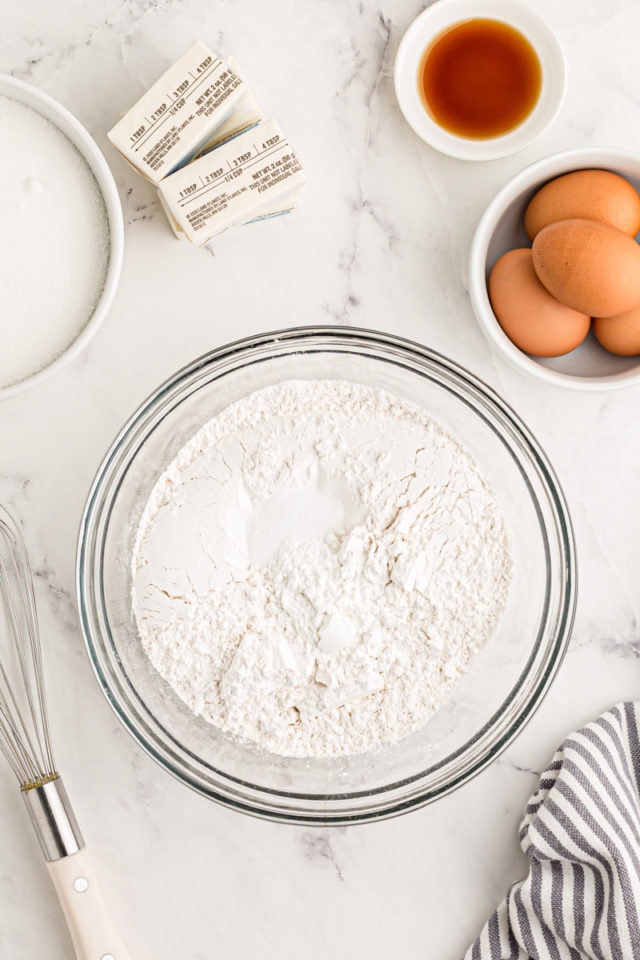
132, 380, 512, 758
0, 95, 109, 388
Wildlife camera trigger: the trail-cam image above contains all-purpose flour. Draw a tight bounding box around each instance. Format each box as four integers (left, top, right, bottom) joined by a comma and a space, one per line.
133, 380, 512, 758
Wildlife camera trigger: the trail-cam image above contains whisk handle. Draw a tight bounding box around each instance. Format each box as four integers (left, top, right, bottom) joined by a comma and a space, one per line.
47, 848, 131, 960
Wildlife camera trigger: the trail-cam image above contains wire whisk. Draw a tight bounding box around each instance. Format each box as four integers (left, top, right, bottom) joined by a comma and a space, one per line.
0, 504, 130, 960
0, 506, 56, 788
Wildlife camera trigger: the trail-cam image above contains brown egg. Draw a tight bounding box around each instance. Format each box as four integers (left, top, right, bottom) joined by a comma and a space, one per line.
488, 248, 590, 357
593, 304, 640, 356
524, 169, 640, 240
532, 218, 640, 317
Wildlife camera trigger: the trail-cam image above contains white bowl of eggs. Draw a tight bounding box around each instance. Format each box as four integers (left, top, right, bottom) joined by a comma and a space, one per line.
469, 147, 640, 390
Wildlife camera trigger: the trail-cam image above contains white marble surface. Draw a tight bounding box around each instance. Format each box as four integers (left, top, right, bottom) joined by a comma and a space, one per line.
2, 1, 640, 957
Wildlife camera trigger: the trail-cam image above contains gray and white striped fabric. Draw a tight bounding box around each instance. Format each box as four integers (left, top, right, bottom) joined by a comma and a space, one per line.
464, 702, 640, 960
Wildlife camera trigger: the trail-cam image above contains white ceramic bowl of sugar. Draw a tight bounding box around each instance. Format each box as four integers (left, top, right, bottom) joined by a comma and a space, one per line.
0, 74, 123, 399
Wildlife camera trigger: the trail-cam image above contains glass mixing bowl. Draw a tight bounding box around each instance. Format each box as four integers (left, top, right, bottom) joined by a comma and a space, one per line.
77, 327, 576, 824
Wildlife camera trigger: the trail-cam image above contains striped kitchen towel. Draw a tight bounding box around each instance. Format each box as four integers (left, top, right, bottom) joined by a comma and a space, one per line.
464, 702, 640, 959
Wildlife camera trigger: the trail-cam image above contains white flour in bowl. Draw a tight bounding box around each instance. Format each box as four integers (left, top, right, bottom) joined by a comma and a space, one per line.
132, 380, 512, 758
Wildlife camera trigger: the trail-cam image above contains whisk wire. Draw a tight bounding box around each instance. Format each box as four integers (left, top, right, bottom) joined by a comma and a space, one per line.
12, 541, 55, 773
0, 681, 40, 782
0, 508, 56, 787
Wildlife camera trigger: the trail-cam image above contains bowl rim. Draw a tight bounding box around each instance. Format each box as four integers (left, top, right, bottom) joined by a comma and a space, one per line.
76, 326, 577, 824
393, 0, 566, 161
469, 145, 640, 390
0, 73, 124, 400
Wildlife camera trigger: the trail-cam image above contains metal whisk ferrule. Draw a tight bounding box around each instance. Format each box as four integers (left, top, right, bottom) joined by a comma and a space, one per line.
22, 775, 85, 861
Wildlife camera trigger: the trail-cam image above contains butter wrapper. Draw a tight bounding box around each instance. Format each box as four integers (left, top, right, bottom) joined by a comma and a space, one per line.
158, 119, 306, 245
108, 41, 248, 183
191, 58, 263, 159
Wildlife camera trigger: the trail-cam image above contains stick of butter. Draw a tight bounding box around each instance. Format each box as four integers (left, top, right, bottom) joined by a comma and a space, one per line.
108, 42, 252, 183
158, 119, 306, 245
191, 58, 262, 159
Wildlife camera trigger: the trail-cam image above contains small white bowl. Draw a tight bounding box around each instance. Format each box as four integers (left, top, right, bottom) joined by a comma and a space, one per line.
469, 147, 640, 391
394, 0, 566, 161
0, 75, 124, 400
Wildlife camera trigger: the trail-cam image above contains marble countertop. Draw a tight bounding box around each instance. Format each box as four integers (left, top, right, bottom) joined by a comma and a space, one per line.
3, 1, 640, 957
